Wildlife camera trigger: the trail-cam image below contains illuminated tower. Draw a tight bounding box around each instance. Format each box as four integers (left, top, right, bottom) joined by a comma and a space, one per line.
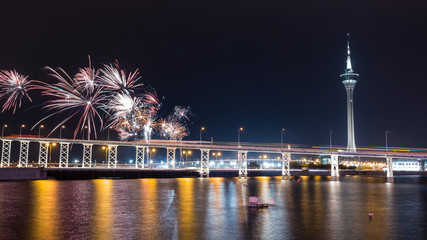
340, 33, 358, 152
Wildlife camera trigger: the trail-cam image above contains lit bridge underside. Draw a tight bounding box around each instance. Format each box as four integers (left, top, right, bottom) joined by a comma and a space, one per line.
2, 136, 427, 183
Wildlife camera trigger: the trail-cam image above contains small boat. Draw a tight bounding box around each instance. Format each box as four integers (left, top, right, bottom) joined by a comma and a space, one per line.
248, 197, 273, 208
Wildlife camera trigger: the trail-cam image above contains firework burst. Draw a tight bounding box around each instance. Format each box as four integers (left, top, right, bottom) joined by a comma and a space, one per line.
172, 106, 191, 121
158, 118, 189, 140
74, 56, 99, 93
0, 70, 35, 113
99, 60, 143, 93
34, 66, 107, 140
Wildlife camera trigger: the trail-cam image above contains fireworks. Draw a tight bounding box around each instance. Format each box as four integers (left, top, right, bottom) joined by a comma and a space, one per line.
34, 66, 107, 140
74, 56, 99, 93
142, 88, 161, 115
99, 60, 143, 93
0, 57, 191, 141
0, 70, 35, 113
172, 106, 191, 121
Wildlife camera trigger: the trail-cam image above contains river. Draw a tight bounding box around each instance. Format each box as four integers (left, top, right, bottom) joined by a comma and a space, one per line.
0, 176, 426, 239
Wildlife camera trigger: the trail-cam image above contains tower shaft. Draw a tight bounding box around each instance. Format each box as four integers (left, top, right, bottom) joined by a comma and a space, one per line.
345, 84, 356, 152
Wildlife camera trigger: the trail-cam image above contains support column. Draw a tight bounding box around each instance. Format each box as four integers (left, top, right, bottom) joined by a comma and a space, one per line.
167, 148, 176, 169
1, 140, 11, 168
38, 141, 49, 168
281, 152, 291, 180
59, 143, 69, 168
135, 146, 146, 169
331, 154, 339, 181
82, 144, 93, 168
18, 141, 30, 168
107, 145, 118, 168
238, 151, 248, 179
386, 157, 394, 183
200, 149, 210, 177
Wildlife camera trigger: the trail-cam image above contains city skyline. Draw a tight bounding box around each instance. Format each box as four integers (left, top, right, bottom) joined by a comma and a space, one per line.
1, 1, 427, 148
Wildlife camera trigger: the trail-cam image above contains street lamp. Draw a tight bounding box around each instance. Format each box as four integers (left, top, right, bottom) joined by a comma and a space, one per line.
329, 129, 333, 153
84, 126, 88, 140
385, 130, 390, 156
102, 146, 111, 166
59, 125, 65, 139
38, 125, 44, 138
183, 150, 192, 168
200, 127, 205, 144
149, 148, 156, 166
238, 127, 243, 147
1, 124, 7, 138
281, 128, 285, 149
19, 124, 25, 137
48, 142, 56, 165
212, 152, 221, 161
107, 126, 113, 140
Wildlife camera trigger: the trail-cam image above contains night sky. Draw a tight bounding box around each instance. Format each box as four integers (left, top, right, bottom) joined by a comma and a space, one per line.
1, 0, 427, 148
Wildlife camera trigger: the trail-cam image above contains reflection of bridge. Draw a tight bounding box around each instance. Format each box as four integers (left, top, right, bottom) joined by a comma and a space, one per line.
2, 137, 427, 182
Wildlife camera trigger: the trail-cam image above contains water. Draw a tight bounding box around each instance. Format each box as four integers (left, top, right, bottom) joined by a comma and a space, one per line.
1, 176, 427, 240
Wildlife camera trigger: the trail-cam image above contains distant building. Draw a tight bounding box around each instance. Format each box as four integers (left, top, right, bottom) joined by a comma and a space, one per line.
392, 159, 424, 171
320, 155, 331, 165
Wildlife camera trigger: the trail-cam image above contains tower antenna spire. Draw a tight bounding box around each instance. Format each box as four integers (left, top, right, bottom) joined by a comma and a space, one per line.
346, 33, 353, 72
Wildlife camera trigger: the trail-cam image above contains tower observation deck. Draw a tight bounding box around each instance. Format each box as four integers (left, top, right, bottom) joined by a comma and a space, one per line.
340, 33, 359, 152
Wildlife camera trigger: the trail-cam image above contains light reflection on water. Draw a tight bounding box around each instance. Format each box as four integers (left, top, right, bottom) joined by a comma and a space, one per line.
0, 176, 427, 239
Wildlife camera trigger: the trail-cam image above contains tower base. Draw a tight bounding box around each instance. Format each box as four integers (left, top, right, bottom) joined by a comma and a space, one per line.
331, 176, 340, 181
387, 177, 394, 183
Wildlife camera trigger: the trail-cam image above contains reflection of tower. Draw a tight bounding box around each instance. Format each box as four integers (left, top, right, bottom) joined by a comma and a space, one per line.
340, 33, 358, 152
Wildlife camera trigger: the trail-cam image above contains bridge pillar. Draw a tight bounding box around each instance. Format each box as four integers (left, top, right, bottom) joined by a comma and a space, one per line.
1, 140, 11, 168
386, 157, 394, 183
59, 143, 69, 168
82, 144, 93, 168
238, 151, 248, 179
38, 141, 49, 168
18, 141, 30, 168
107, 145, 118, 168
331, 154, 339, 181
200, 149, 210, 177
167, 148, 176, 169
281, 152, 291, 180
135, 146, 146, 168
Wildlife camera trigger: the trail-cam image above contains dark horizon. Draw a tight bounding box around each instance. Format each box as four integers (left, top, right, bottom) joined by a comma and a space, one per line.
1, 0, 427, 148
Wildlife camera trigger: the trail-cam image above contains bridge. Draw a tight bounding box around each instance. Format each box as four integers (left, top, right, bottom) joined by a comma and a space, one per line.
2, 136, 427, 182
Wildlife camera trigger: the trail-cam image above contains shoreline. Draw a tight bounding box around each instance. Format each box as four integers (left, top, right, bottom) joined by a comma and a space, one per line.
1, 168, 427, 181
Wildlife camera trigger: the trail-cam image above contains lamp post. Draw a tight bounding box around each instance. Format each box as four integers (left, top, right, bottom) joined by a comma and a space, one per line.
38, 125, 44, 138
102, 146, 110, 167
107, 126, 113, 140
281, 128, 285, 149
84, 126, 88, 140
149, 148, 156, 166
329, 129, 333, 153
19, 124, 25, 137
200, 127, 205, 144
238, 127, 243, 147
48, 142, 56, 165
183, 150, 192, 168
59, 125, 65, 139
212, 152, 221, 161
385, 130, 390, 156
2, 124, 7, 138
